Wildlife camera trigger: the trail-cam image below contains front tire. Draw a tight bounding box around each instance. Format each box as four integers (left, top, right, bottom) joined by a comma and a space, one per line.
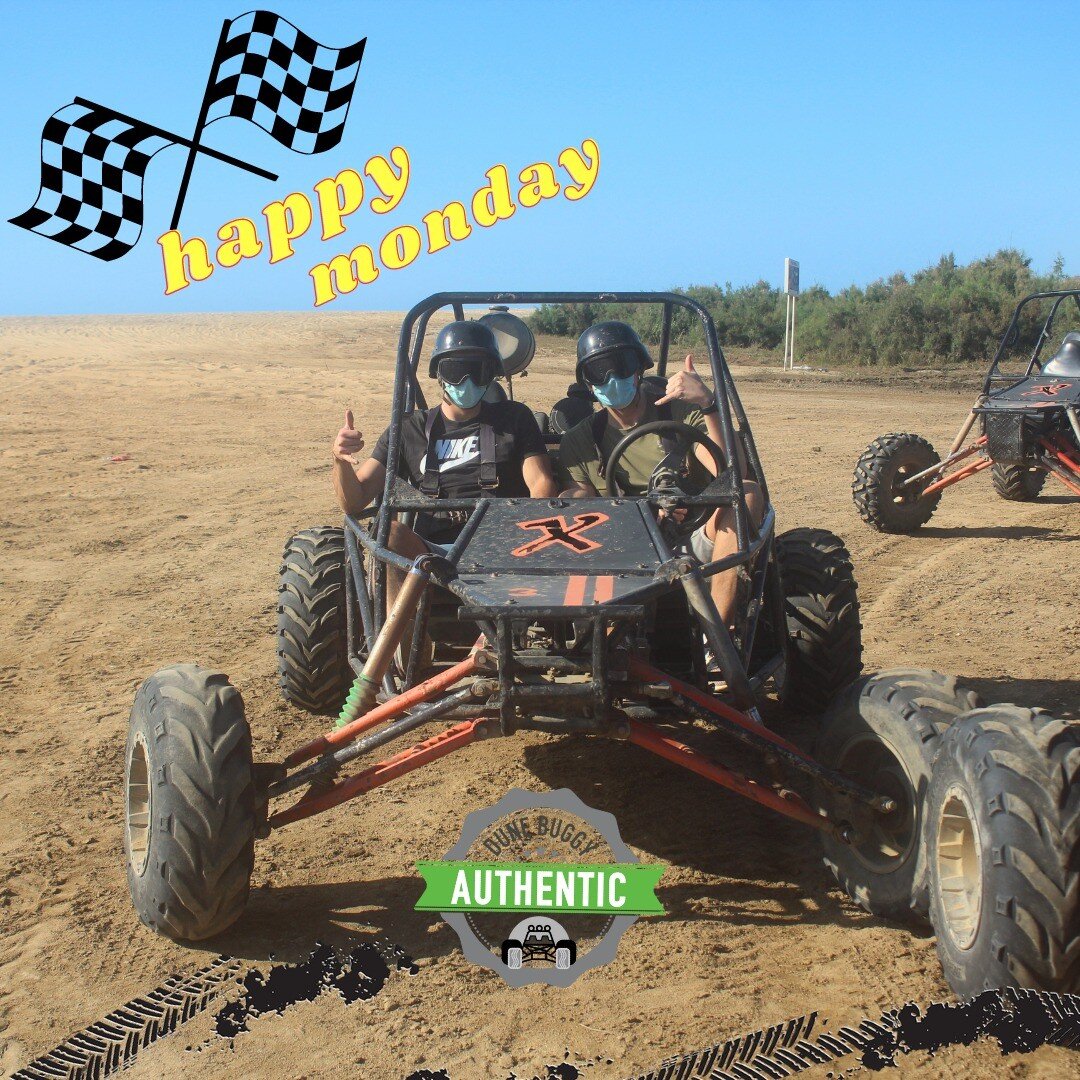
125, 665, 255, 941
775, 528, 863, 715
555, 941, 576, 969
926, 706, 1080, 996
991, 462, 1046, 502
277, 527, 351, 714
852, 433, 942, 533
815, 669, 982, 922
502, 940, 523, 969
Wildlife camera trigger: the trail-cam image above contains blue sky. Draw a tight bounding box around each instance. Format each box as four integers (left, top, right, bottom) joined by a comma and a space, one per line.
1, 0, 1076, 315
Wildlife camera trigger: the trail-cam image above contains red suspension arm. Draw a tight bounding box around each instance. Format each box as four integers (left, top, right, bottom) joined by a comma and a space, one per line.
1039, 436, 1080, 495
285, 654, 480, 769
627, 656, 805, 756
271, 720, 482, 828
626, 720, 827, 832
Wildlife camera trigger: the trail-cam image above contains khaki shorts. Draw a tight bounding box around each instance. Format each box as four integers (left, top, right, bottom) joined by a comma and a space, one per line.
684, 522, 714, 563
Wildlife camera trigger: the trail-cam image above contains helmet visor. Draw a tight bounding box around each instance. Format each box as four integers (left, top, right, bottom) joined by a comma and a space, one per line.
580, 349, 641, 387
437, 354, 498, 386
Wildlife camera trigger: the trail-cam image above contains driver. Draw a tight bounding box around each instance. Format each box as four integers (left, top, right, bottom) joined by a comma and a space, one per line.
557, 321, 763, 625
333, 320, 557, 659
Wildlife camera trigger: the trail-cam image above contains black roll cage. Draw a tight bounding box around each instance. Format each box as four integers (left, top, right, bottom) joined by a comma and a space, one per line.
346, 292, 778, 702
985, 289, 1080, 393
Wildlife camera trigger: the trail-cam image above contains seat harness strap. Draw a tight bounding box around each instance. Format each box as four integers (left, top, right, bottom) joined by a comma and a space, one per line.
419, 404, 499, 497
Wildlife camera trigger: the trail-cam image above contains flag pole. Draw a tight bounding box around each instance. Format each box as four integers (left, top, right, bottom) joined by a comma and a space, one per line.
73, 98, 276, 182
170, 18, 232, 230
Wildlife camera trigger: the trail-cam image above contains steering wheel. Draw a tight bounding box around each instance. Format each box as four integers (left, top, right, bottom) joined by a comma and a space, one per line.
603, 420, 727, 536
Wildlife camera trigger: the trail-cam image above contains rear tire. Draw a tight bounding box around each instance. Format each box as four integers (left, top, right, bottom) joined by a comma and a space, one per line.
991, 462, 1046, 501
852, 433, 942, 533
815, 669, 982, 922
277, 526, 351, 714
775, 528, 863, 715
926, 706, 1080, 996
125, 664, 255, 941
555, 942, 575, 969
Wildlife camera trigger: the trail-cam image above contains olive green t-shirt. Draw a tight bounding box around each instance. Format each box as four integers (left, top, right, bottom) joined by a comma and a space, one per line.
557, 398, 716, 495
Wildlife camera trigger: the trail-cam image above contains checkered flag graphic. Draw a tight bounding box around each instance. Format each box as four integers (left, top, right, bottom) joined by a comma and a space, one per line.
204, 11, 366, 154
9, 102, 175, 261
10, 10, 364, 257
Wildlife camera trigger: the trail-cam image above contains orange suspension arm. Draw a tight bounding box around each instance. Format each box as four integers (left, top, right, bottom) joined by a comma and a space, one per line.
285, 654, 480, 769
271, 720, 482, 828
626, 720, 827, 832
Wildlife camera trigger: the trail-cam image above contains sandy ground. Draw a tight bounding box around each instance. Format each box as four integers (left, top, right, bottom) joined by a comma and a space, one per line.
0, 311, 1077, 1080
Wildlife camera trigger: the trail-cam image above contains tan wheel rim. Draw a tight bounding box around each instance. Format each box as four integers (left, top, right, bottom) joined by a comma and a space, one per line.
936, 786, 982, 950
890, 456, 927, 505
127, 732, 152, 876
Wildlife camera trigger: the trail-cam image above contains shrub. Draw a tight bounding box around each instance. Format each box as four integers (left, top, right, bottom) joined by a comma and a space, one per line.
527, 250, 1080, 366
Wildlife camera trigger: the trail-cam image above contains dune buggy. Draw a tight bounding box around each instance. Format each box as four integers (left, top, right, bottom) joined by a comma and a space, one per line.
853, 289, 1080, 532
501, 923, 576, 970
124, 292, 1079, 999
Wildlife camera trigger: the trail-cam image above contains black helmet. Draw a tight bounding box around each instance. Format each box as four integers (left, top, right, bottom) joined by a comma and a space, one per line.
428, 320, 502, 379
575, 321, 653, 386
1043, 331, 1080, 377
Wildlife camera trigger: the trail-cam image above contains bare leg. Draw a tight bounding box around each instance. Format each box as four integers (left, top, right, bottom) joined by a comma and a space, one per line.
703, 482, 764, 625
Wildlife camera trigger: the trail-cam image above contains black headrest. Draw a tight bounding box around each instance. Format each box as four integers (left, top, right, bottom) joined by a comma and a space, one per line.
481, 380, 509, 403
550, 395, 595, 435
641, 374, 668, 399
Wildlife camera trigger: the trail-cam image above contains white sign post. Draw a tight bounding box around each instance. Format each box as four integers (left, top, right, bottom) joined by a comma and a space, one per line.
783, 258, 800, 370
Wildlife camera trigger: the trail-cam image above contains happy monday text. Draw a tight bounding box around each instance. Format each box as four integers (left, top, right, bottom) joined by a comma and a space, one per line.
156, 138, 600, 306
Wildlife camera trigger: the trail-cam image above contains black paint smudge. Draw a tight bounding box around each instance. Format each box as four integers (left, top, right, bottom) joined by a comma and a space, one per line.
503, 1053, 604, 1079
862, 988, 1080, 1069
213, 940, 417, 1039
539, 1065, 582, 1079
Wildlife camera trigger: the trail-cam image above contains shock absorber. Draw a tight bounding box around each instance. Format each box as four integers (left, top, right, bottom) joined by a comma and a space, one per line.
336, 559, 431, 728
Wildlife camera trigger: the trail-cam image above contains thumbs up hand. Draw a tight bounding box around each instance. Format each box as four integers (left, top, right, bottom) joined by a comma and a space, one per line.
333, 408, 365, 464
655, 353, 715, 409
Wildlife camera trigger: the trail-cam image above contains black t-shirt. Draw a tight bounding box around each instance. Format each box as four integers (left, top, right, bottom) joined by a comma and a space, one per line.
371, 401, 547, 541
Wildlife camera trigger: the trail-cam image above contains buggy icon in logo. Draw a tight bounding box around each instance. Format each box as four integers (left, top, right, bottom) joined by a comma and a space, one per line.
415, 788, 664, 986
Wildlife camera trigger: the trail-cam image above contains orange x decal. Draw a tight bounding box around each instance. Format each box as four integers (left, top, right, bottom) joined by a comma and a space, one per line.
511, 512, 610, 557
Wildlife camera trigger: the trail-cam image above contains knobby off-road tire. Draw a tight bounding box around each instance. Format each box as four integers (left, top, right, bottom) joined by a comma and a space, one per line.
125, 664, 255, 941
277, 526, 350, 714
852, 432, 942, 533
927, 706, 1080, 997
991, 462, 1047, 502
775, 527, 863, 715
815, 669, 983, 923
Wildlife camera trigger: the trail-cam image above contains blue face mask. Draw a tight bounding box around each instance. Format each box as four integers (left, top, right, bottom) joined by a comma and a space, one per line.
442, 377, 489, 409
593, 373, 639, 410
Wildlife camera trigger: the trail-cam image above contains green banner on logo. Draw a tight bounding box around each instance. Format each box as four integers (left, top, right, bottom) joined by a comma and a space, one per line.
414, 861, 665, 915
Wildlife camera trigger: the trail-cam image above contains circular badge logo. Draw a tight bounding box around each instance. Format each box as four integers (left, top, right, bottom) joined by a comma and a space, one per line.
415, 788, 664, 987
